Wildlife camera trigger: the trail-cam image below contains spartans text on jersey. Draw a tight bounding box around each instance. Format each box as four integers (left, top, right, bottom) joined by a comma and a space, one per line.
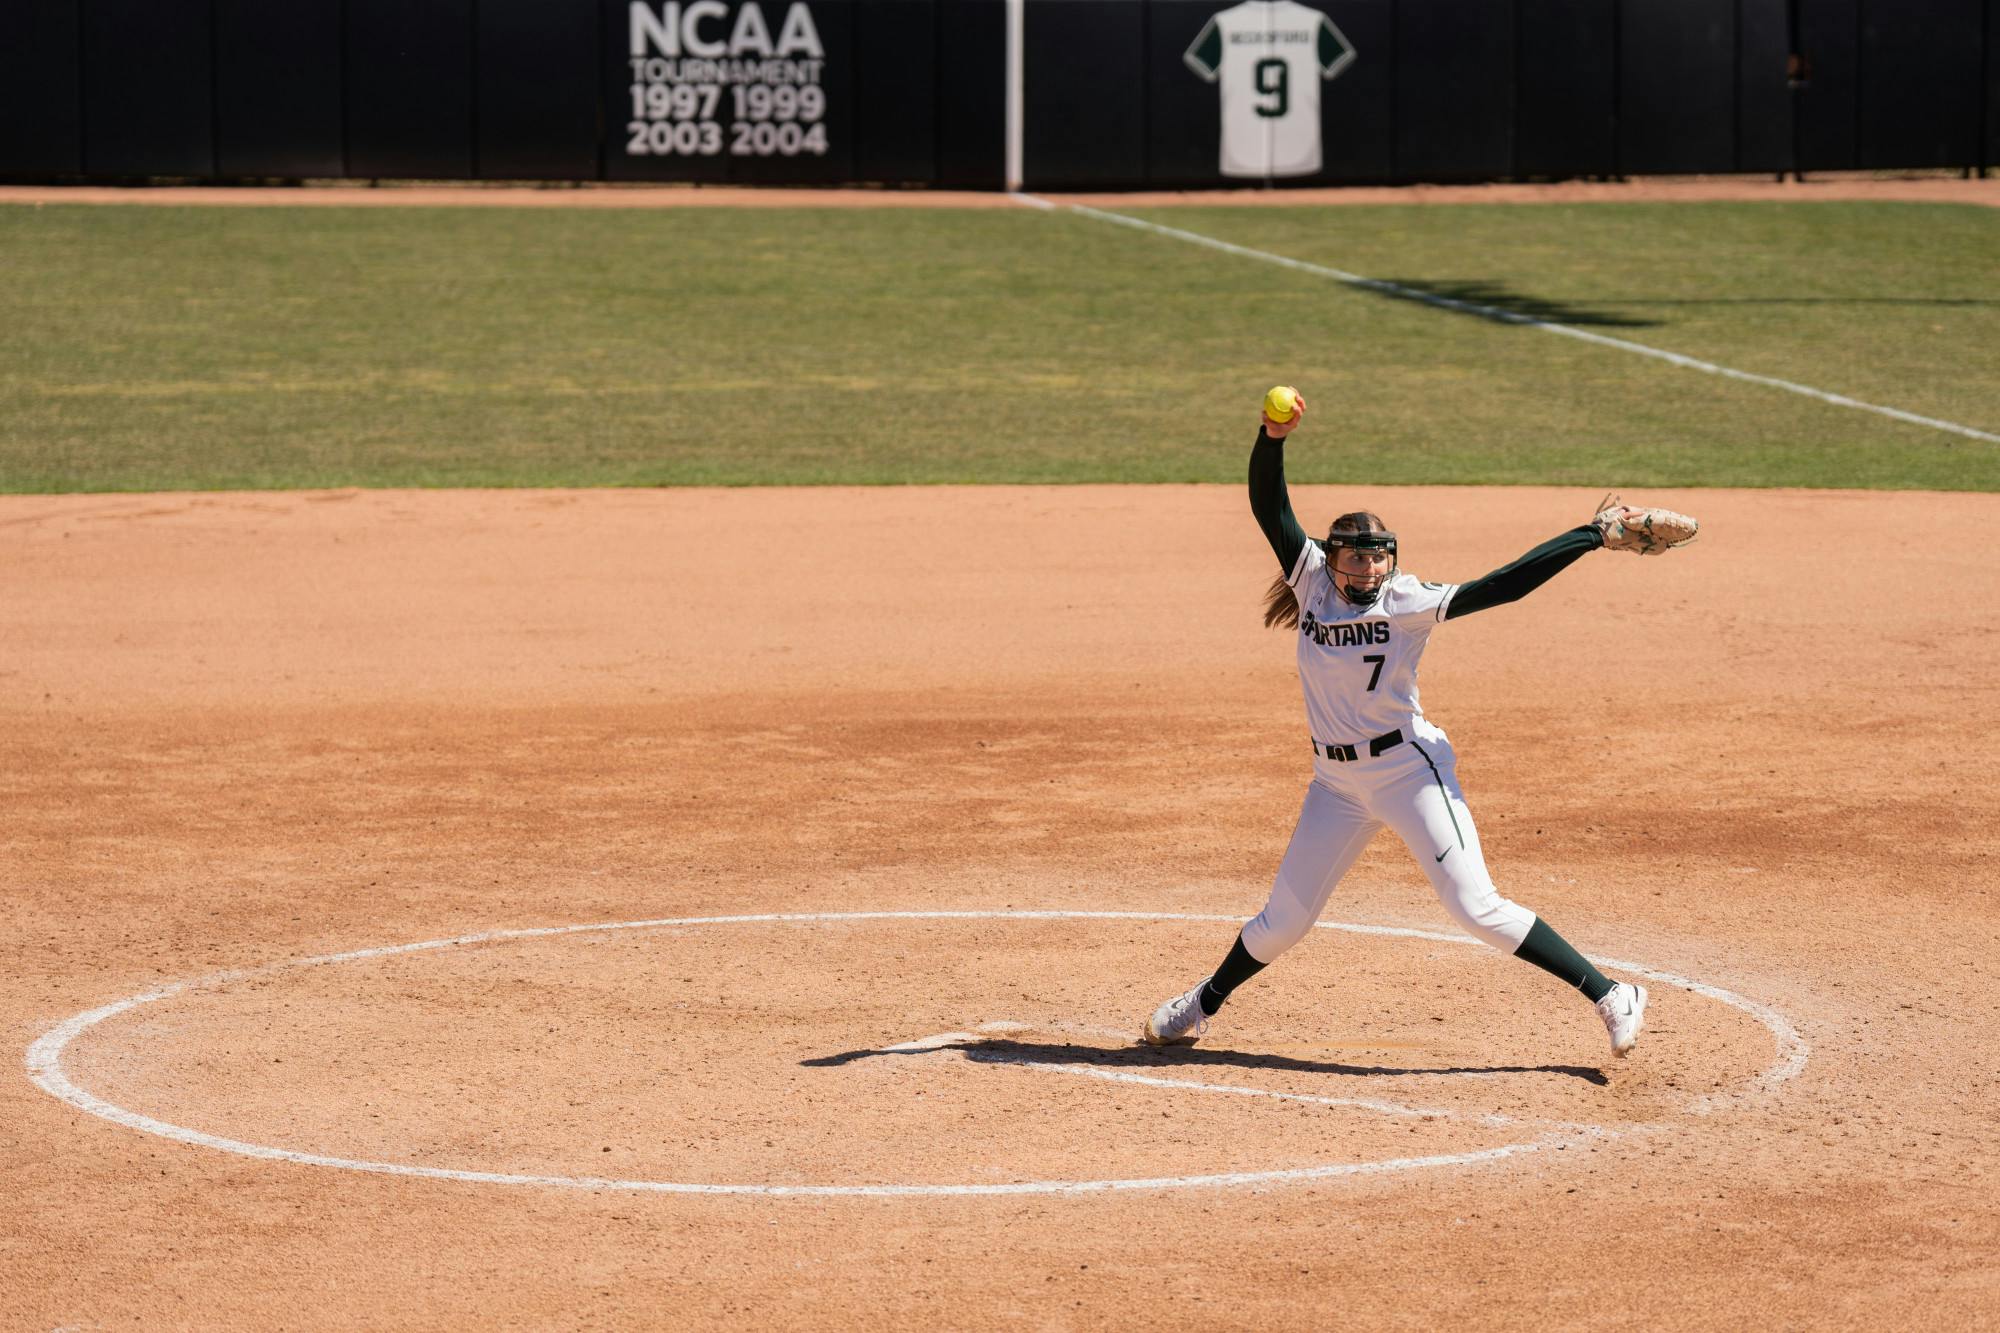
1299, 613, 1390, 648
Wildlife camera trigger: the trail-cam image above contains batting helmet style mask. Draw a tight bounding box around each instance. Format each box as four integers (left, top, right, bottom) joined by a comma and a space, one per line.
1325, 525, 1398, 607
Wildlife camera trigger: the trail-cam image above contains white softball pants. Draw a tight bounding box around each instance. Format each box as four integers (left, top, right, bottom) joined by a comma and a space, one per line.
1239, 735, 1536, 963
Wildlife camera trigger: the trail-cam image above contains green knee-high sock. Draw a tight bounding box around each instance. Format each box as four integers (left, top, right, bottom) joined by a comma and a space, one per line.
1198, 934, 1266, 1015
1514, 917, 1613, 1002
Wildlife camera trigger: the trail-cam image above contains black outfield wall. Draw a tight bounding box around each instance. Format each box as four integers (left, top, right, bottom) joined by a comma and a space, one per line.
2, 0, 1993, 187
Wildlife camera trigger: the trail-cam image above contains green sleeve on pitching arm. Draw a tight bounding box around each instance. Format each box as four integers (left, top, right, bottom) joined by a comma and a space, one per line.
1248, 429, 1310, 573
1444, 526, 1604, 621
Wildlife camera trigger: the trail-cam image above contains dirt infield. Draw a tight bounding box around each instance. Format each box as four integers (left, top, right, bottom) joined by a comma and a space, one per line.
4, 485, 1997, 1328
4, 174, 1997, 209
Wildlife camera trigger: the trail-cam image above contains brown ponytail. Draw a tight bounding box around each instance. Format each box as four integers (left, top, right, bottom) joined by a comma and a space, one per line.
1260, 511, 1390, 630
1263, 572, 1304, 629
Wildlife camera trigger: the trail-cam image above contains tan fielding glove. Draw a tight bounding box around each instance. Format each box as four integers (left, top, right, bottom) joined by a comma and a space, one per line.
1593, 493, 1699, 555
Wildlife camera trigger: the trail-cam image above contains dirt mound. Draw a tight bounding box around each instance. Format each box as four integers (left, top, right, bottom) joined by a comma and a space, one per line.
5, 485, 1995, 1328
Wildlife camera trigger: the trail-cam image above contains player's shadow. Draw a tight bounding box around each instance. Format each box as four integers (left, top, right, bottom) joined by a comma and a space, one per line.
801, 1036, 1607, 1086
1363, 278, 1659, 328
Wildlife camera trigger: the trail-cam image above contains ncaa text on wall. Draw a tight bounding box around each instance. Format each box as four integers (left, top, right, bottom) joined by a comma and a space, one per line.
626, 1, 830, 161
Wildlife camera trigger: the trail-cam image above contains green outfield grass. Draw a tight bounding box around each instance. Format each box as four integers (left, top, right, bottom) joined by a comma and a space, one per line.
1, 199, 1994, 493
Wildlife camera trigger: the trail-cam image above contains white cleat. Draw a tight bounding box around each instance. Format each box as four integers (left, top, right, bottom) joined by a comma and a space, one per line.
1595, 981, 1648, 1057
1142, 979, 1213, 1047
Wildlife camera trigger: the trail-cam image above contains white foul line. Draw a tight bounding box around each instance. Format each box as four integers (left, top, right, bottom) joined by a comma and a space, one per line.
1029, 197, 2000, 446
24, 910, 1807, 1198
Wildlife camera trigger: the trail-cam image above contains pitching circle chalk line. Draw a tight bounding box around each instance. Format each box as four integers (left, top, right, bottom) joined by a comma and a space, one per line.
25, 910, 1809, 1198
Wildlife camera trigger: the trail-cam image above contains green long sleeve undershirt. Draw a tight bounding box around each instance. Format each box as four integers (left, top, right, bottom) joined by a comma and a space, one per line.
1247, 427, 1310, 573
1445, 525, 1603, 619
1247, 427, 1602, 615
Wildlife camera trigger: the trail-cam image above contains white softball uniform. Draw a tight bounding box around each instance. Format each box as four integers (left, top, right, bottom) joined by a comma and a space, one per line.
1239, 543, 1537, 964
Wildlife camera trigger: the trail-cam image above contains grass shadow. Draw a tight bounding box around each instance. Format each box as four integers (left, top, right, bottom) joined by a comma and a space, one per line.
1361, 281, 1997, 330
1606, 296, 2000, 307
1366, 277, 1660, 329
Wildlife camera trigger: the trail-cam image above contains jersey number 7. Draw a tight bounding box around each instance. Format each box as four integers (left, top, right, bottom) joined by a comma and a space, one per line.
1363, 654, 1385, 690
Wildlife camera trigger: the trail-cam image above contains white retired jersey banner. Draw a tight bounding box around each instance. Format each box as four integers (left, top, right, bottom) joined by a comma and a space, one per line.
1285, 544, 1456, 746
1183, 0, 1356, 179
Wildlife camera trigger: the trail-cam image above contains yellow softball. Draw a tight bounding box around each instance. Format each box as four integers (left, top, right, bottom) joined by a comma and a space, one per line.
1263, 384, 1299, 423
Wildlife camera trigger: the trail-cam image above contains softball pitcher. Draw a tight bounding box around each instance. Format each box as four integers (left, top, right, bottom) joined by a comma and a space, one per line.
1142, 389, 1698, 1057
